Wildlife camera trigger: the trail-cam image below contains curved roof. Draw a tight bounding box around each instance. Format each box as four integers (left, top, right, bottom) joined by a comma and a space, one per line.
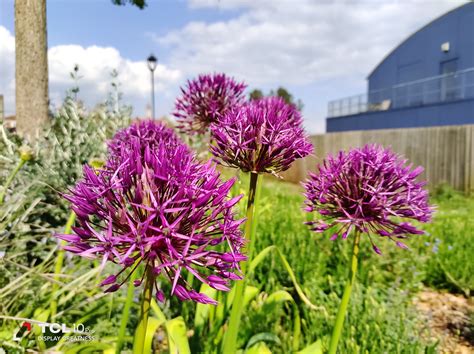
367, 2, 473, 79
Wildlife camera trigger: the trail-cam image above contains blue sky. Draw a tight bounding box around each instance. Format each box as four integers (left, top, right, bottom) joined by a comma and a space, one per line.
2, 1, 242, 61
0, 0, 467, 132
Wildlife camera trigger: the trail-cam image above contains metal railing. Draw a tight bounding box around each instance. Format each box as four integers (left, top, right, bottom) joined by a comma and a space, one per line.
328, 68, 474, 118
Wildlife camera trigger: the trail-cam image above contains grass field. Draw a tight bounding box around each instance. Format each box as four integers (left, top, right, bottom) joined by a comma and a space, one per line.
1, 146, 473, 353
168, 175, 474, 353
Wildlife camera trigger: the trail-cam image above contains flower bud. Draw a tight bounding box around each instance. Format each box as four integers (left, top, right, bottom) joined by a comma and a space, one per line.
19, 145, 34, 161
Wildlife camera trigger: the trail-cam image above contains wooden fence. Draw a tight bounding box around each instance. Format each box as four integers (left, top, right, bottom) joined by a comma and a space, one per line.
282, 124, 474, 193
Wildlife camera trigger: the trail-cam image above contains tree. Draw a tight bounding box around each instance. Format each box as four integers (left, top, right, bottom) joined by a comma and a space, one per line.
111, 0, 147, 9
13, 0, 148, 140
250, 86, 304, 111
270, 87, 293, 105
15, 0, 49, 140
249, 89, 264, 101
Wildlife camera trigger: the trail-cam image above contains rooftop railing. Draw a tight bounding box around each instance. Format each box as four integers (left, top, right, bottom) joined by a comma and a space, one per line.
328, 67, 474, 118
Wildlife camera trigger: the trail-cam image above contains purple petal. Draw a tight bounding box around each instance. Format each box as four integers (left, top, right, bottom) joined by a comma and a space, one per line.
100, 275, 117, 286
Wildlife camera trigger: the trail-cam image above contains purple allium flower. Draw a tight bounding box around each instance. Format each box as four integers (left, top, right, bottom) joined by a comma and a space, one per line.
57, 141, 246, 304
173, 73, 247, 135
108, 120, 185, 161
210, 97, 313, 175
303, 144, 433, 253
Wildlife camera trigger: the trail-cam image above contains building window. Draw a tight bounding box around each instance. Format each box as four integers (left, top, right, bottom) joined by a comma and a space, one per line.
440, 58, 460, 101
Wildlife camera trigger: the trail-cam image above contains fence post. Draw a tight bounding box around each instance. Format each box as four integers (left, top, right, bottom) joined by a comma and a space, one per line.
467, 125, 474, 195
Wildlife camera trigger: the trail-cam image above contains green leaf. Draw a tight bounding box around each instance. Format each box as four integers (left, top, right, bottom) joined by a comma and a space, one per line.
226, 285, 260, 310
194, 283, 217, 330
248, 245, 276, 275
292, 303, 301, 352
246, 342, 272, 354
144, 317, 165, 354
214, 291, 225, 328
150, 299, 167, 323
258, 290, 301, 351
165, 317, 191, 354
33, 308, 50, 323
33, 308, 50, 351
64, 342, 115, 354
244, 286, 260, 308
246, 332, 281, 350
297, 339, 323, 354
248, 245, 320, 310
438, 260, 470, 296
116, 275, 138, 354
260, 291, 293, 322
274, 248, 319, 310
151, 301, 191, 353
264, 290, 294, 306
56, 268, 100, 302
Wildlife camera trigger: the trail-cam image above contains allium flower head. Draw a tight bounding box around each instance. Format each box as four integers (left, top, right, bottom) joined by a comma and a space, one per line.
57, 140, 246, 304
108, 120, 184, 160
173, 73, 247, 134
210, 96, 313, 175
303, 144, 433, 253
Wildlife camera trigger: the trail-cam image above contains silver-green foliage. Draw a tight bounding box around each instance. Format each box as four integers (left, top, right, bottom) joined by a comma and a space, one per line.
0, 99, 130, 350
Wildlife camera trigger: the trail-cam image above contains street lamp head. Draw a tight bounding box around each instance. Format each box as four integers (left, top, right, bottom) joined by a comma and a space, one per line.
147, 54, 158, 72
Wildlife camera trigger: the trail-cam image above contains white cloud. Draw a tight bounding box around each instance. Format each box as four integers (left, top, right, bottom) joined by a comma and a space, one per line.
47, 44, 181, 116
1, 1, 469, 132
188, 0, 256, 9
0, 26, 182, 118
150, 0, 467, 133
157, 0, 466, 87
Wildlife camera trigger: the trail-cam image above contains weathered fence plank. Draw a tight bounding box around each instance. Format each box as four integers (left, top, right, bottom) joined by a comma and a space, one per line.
282, 124, 474, 193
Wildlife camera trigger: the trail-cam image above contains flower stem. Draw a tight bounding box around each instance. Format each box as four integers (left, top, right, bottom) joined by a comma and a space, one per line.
132, 267, 155, 354
50, 211, 76, 318
0, 158, 26, 205
328, 231, 361, 354
221, 172, 260, 354
116, 271, 137, 354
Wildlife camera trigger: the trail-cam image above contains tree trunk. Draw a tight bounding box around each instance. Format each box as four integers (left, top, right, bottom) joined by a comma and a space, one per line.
15, 0, 49, 141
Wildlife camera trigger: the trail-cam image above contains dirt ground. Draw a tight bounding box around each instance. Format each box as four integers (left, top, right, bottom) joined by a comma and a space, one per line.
414, 289, 473, 353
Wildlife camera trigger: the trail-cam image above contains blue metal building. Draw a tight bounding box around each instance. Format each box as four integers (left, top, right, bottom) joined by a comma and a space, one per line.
327, 3, 474, 132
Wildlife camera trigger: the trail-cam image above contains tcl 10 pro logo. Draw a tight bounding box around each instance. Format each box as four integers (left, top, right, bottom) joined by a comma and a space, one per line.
12, 322, 31, 341
13, 321, 95, 342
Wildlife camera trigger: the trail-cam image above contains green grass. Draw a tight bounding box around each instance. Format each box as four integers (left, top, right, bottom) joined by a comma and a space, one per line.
176, 174, 472, 353
1, 162, 472, 353
420, 185, 474, 295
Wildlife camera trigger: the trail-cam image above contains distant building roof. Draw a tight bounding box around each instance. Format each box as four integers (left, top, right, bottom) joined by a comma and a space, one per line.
367, 2, 473, 79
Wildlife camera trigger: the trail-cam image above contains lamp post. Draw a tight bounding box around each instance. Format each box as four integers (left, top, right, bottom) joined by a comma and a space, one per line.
147, 54, 157, 119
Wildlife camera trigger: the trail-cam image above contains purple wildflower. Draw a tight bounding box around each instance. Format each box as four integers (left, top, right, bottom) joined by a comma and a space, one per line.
303, 144, 433, 253
210, 97, 313, 175
173, 73, 247, 135
108, 120, 185, 161
57, 140, 246, 304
